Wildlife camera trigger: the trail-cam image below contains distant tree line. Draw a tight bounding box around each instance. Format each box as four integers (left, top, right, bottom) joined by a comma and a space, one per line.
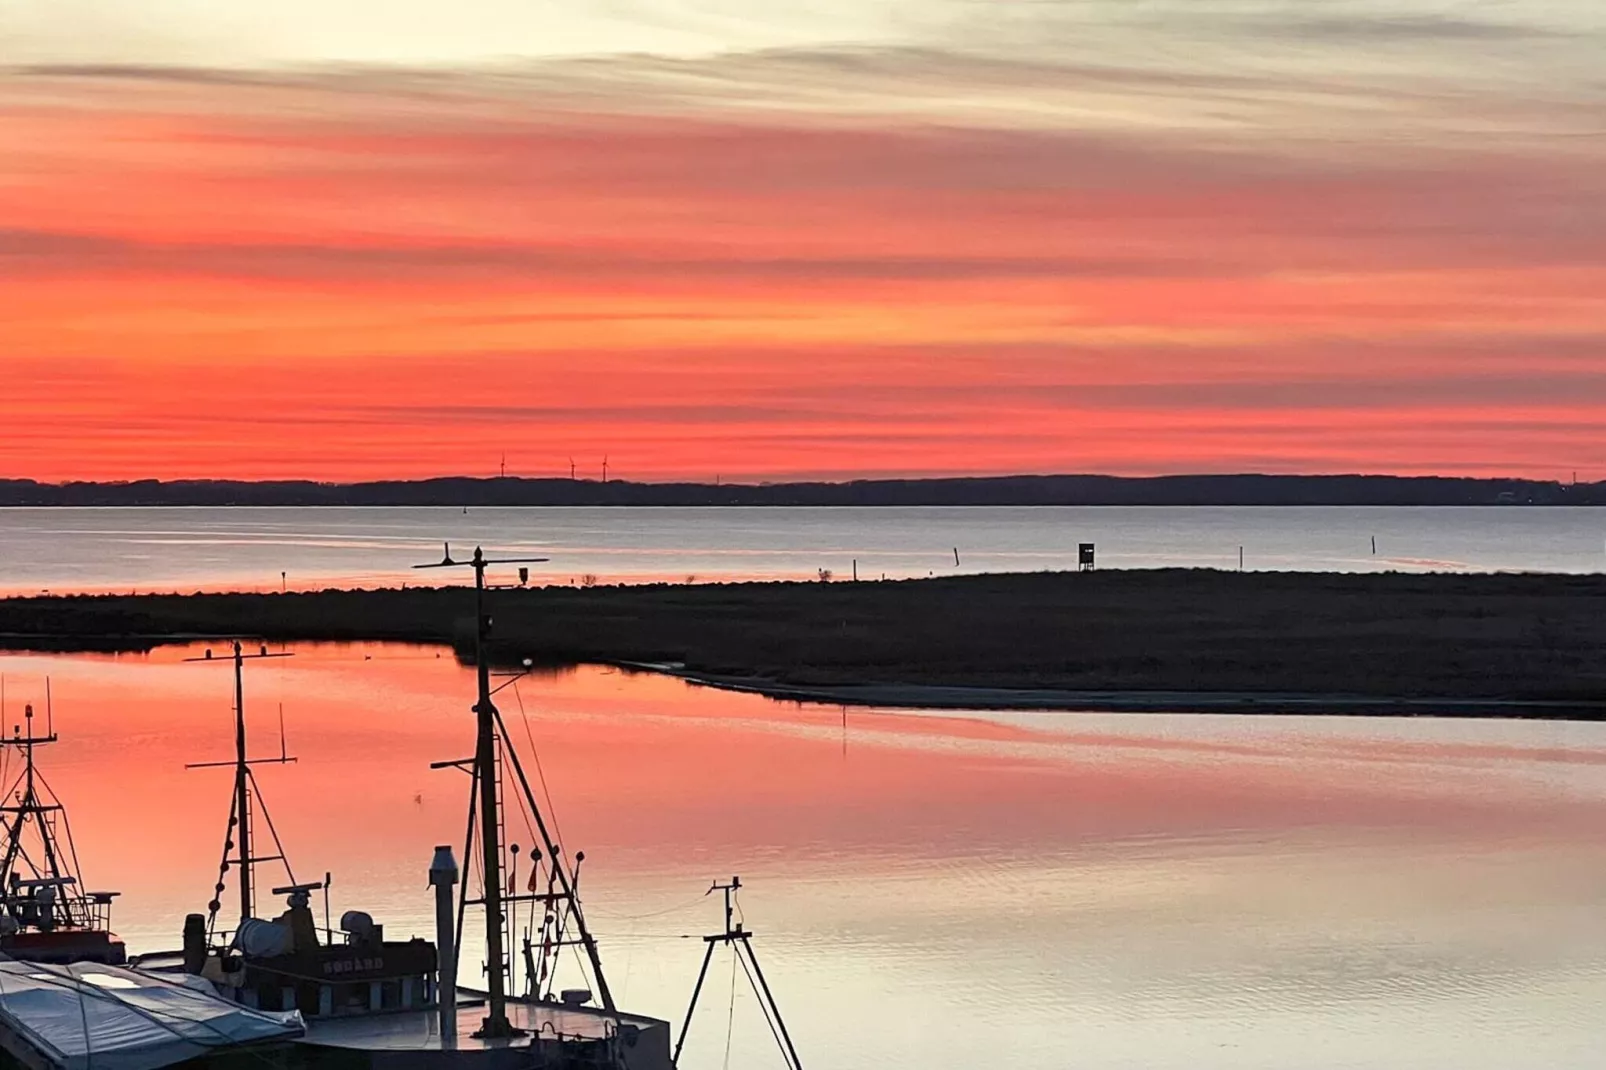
0, 474, 1600, 507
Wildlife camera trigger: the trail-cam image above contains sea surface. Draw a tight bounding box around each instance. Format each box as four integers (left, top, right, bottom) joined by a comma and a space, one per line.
1, 645, 1604, 1068
0, 505, 1603, 594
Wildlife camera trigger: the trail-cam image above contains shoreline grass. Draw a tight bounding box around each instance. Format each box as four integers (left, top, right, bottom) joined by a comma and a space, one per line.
2, 570, 1603, 716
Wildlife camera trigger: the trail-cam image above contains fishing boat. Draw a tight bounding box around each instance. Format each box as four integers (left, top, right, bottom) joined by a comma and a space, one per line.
292, 545, 678, 1067
136, 641, 441, 1023
138, 561, 678, 1067
132, 545, 799, 1069
0, 693, 125, 967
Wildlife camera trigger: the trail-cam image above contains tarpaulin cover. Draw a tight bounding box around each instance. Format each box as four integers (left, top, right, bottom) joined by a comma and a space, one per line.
0, 959, 303, 1070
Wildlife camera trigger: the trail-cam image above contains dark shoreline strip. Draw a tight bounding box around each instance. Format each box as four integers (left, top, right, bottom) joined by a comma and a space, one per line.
1, 570, 1604, 718
660, 667, 1606, 720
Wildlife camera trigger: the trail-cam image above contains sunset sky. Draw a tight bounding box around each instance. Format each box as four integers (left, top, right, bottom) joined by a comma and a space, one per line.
3, 0, 1603, 481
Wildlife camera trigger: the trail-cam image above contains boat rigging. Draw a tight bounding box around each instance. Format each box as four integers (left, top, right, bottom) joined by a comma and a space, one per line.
184, 641, 299, 932
173, 640, 439, 1020
0, 681, 124, 965
418, 542, 616, 1038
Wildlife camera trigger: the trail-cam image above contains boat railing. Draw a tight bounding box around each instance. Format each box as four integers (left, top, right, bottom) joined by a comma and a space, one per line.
210, 924, 384, 952
2, 884, 119, 933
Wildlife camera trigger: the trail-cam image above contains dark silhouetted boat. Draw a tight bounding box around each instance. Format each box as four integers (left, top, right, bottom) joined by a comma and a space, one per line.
0, 693, 125, 967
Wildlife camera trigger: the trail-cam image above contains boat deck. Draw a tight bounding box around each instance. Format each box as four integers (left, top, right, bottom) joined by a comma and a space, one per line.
298, 996, 674, 1069
305, 1001, 609, 1049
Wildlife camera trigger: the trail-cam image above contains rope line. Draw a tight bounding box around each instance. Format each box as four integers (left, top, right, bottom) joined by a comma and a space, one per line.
736, 942, 790, 1065
589, 892, 713, 923
723, 945, 737, 1070
510, 682, 566, 851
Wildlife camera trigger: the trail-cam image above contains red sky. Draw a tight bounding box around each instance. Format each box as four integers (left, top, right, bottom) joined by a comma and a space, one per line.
3, 16, 1604, 481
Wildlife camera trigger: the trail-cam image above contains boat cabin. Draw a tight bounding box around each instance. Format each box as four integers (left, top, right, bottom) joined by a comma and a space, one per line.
184, 885, 438, 1019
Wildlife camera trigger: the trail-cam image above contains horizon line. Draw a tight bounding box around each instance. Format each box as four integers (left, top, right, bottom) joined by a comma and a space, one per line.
1, 472, 1596, 488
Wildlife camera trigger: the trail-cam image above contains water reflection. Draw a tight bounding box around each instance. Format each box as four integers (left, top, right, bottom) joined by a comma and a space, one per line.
4, 505, 1606, 595
1, 644, 1604, 1069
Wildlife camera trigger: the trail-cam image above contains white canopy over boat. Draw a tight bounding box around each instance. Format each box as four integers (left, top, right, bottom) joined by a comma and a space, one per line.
0, 959, 303, 1070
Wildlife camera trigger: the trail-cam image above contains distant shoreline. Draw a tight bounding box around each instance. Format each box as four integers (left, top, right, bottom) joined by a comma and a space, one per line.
2, 473, 1601, 508
1, 570, 1603, 719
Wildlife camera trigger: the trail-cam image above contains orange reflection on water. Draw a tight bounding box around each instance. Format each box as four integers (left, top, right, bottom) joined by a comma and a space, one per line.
7, 644, 1606, 1070
4, 642, 1604, 941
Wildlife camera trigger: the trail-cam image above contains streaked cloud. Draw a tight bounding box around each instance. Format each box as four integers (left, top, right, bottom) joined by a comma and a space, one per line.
1, 1, 1603, 481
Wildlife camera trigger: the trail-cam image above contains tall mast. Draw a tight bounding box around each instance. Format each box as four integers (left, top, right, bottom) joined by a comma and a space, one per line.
418, 543, 620, 1033
233, 642, 252, 922
1, 704, 65, 894
185, 641, 295, 932
470, 549, 513, 1036
24, 706, 62, 885
418, 542, 564, 1039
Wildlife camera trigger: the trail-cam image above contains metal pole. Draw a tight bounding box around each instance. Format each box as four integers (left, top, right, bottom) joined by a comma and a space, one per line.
672, 940, 718, 1067
739, 936, 804, 1070
472, 549, 514, 1036
429, 845, 460, 1043
233, 642, 252, 923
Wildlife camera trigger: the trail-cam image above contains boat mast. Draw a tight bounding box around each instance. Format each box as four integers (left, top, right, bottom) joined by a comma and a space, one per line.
470, 550, 514, 1036
185, 641, 295, 930
233, 643, 252, 922
0, 704, 66, 899
421, 543, 604, 1039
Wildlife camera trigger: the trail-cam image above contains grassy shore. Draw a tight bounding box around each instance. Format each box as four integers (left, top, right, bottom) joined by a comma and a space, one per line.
2, 570, 1604, 715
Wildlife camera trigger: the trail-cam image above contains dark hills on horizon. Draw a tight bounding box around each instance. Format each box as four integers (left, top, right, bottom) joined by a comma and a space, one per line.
0, 474, 1600, 507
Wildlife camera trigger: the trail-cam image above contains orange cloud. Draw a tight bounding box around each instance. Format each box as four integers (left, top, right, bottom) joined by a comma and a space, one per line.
1, 60, 1602, 481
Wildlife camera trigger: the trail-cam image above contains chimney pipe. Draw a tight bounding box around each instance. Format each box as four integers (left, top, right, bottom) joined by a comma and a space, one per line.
429, 845, 460, 1042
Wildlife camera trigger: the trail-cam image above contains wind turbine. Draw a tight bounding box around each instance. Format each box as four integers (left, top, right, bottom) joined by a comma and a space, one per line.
602, 456, 609, 484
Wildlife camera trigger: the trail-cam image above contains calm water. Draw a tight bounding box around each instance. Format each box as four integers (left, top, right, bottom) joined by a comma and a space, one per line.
0, 506, 1604, 595
1, 645, 1604, 1068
